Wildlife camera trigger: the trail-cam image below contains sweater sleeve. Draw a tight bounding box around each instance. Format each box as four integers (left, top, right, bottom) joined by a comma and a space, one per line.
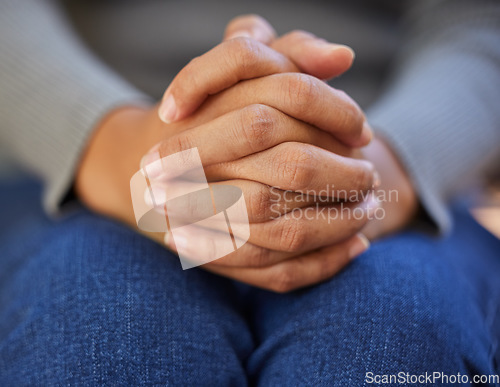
0, 0, 152, 215
366, 0, 500, 234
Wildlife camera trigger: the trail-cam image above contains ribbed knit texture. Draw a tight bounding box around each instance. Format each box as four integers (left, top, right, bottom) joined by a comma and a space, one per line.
0, 0, 151, 215
1, 0, 499, 234
367, 0, 500, 233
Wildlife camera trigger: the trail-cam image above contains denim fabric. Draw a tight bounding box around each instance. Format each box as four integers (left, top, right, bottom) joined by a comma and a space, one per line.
0, 180, 499, 386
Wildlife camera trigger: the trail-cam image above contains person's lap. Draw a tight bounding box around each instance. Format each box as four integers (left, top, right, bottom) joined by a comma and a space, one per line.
0, 180, 253, 385
0, 180, 498, 385
244, 212, 500, 385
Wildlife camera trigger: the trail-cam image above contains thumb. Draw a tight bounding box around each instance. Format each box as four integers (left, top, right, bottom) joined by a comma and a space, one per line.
271, 30, 355, 80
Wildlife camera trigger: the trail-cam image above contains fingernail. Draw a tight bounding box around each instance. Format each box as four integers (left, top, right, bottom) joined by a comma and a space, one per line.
318, 42, 355, 59
140, 151, 163, 179
372, 170, 381, 190
226, 30, 252, 40
348, 233, 370, 259
336, 44, 355, 60
159, 94, 178, 124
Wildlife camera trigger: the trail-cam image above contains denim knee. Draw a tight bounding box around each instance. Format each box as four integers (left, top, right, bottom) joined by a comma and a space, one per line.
0, 211, 252, 385
322, 233, 492, 372
248, 230, 497, 382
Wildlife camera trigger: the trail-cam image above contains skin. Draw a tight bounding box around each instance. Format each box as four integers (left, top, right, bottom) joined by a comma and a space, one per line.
76, 15, 417, 292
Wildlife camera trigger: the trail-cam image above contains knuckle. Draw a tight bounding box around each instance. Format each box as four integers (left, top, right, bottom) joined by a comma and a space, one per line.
175, 56, 201, 93
179, 56, 202, 81
273, 143, 314, 191
248, 184, 273, 221
287, 161, 309, 191
168, 133, 193, 156
228, 37, 260, 70
284, 73, 318, 110
280, 219, 307, 253
240, 104, 276, 151
249, 246, 271, 267
185, 55, 201, 71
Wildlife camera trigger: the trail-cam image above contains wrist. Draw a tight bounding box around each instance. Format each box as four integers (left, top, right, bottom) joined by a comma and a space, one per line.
362, 135, 418, 239
75, 105, 153, 224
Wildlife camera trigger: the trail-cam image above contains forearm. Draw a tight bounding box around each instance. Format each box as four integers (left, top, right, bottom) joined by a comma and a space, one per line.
366, 0, 500, 233
361, 136, 418, 240
75, 105, 154, 225
0, 0, 151, 215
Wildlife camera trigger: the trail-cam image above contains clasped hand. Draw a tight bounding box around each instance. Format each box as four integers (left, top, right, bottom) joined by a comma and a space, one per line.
76, 15, 417, 292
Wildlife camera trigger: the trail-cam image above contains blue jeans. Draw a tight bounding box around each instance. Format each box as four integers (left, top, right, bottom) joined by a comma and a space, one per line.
0, 180, 499, 386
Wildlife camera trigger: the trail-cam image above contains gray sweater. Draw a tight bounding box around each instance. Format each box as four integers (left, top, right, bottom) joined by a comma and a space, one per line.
1, 0, 499, 234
